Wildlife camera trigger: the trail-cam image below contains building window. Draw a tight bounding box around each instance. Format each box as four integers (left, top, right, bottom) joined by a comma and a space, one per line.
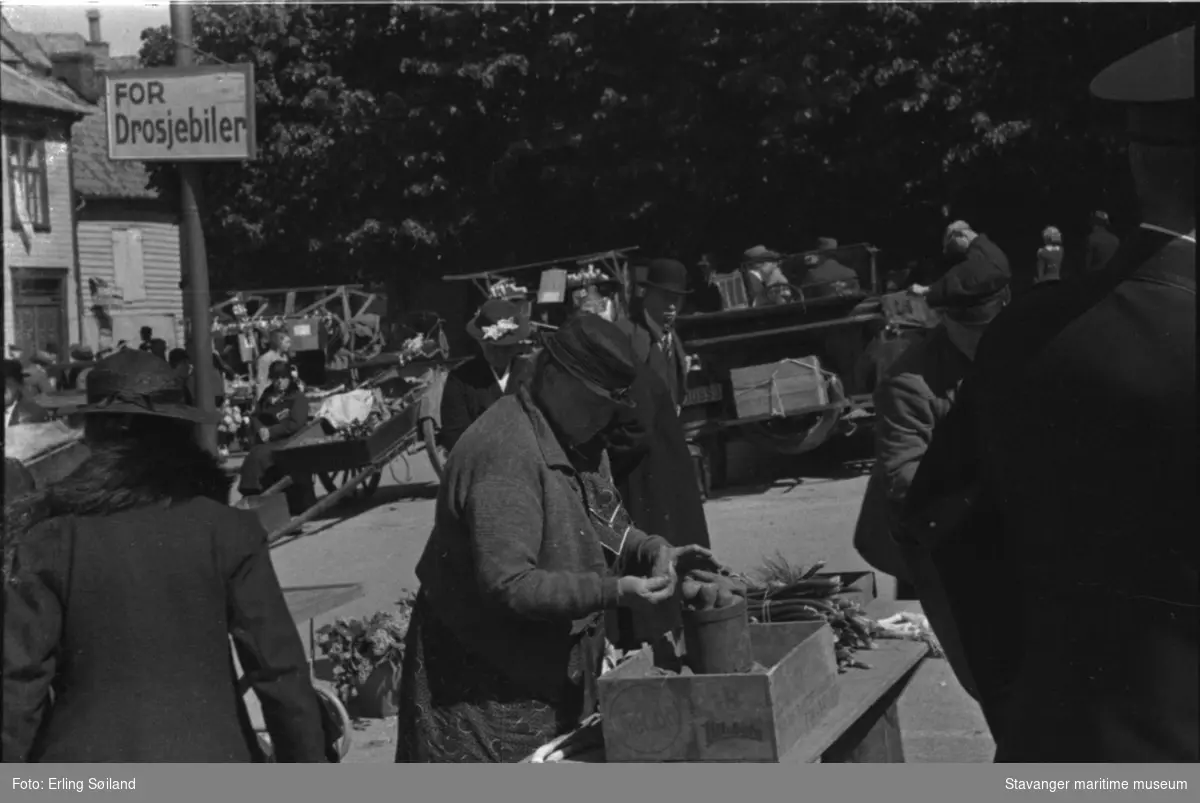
111, 227, 146, 302
7, 135, 51, 232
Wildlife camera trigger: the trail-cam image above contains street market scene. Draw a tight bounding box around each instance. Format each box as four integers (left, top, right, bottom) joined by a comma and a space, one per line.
2, 2, 1195, 770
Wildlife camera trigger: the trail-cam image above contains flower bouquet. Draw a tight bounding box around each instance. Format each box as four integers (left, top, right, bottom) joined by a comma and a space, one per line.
315, 597, 414, 717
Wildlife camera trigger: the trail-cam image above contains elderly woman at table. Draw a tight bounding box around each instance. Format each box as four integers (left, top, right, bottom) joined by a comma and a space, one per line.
394, 315, 715, 763
2, 349, 327, 762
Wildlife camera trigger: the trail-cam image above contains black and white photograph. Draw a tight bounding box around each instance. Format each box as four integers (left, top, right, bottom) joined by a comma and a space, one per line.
1, 0, 1194, 780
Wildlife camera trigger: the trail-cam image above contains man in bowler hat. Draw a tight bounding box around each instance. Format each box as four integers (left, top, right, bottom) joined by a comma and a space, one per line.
899, 27, 1196, 761
621, 258, 691, 408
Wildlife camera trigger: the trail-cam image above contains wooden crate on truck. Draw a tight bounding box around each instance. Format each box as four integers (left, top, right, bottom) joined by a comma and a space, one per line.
729, 356, 830, 420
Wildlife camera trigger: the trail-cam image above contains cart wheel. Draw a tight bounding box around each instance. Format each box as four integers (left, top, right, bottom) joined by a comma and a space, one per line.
423, 418, 446, 481
314, 680, 354, 761
317, 468, 383, 501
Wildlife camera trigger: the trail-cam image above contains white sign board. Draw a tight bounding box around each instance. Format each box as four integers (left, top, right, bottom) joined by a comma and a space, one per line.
105, 64, 256, 161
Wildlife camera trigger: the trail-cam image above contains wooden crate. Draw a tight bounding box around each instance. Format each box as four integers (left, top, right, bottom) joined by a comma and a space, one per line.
273, 402, 419, 474
730, 357, 829, 420
600, 621, 839, 762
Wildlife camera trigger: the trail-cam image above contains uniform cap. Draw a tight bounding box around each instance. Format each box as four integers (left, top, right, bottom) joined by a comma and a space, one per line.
1091, 26, 1194, 146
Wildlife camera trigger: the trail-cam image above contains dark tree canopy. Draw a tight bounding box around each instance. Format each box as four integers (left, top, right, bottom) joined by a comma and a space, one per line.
138, 2, 1193, 295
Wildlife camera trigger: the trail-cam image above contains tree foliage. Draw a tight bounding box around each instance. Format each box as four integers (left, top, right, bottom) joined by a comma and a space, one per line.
138, 2, 1193, 294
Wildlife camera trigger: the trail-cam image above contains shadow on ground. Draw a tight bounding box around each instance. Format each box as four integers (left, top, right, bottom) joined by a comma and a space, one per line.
710, 429, 875, 501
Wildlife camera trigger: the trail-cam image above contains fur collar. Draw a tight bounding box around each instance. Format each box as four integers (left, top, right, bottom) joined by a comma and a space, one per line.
46, 441, 232, 517
3, 442, 231, 556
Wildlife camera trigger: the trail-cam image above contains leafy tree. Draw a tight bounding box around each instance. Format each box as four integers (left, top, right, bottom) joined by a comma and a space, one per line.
138, 2, 1192, 297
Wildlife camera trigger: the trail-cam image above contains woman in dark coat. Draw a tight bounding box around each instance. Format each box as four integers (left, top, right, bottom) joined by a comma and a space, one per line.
2, 349, 327, 762
438, 297, 534, 453
394, 315, 714, 763
237, 360, 310, 498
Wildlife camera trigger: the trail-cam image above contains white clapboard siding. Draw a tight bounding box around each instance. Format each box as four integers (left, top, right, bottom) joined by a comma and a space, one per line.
78, 219, 183, 347
2, 127, 81, 350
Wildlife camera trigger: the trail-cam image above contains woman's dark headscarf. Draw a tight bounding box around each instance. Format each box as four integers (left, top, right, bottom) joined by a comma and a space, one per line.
535, 314, 638, 449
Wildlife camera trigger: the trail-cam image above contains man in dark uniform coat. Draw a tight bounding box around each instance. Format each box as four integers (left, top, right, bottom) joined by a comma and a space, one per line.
1084, 210, 1121, 273
439, 298, 534, 453
620, 259, 691, 408
899, 26, 1196, 762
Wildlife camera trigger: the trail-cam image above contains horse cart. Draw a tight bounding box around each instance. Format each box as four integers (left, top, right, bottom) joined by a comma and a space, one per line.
675, 244, 939, 496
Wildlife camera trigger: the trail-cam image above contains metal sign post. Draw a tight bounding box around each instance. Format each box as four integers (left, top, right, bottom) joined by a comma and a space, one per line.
173, 4, 216, 454
104, 4, 256, 454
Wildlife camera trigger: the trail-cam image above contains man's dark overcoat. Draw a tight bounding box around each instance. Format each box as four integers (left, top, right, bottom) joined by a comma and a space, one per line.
901, 227, 1197, 762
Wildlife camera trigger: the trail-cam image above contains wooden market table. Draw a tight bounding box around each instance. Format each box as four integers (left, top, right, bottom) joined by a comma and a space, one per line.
282, 583, 366, 663
529, 600, 930, 764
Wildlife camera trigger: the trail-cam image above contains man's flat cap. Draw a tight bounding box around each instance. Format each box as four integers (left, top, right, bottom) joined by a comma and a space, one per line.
926, 258, 1010, 311
1091, 26, 1194, 146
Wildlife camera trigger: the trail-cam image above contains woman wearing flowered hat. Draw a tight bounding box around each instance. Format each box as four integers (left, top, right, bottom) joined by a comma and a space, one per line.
437, 298, 536, 454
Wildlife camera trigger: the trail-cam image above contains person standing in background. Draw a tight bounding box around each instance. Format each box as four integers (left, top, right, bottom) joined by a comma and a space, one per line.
256, 331, 292, 395
899, 26, 1195, 761
137, 326, 154, 352
4, 360, 48, 427
800, 237, 861, 298
690, 253, 726, 313
1085, 210, 1121, 273
853, 258, 1010, 600
622, 259, 691, 409
1035, 226, 1065, 285
438, 298, 535, 455
21, 351, 56, 398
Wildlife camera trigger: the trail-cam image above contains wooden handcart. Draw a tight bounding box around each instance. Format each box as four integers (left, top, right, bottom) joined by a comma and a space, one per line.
242, 582, 366, 762
241, 359, 458, 545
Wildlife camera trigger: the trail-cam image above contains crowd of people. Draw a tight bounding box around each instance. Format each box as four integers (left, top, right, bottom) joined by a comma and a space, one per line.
2, 26, 1193, 765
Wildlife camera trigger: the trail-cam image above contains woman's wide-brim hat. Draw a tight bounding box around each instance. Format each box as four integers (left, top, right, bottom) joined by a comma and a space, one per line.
541, 314, 637, 407
637, 258, 692, 295
466, 298, 533, 346
60, 348, 220, 424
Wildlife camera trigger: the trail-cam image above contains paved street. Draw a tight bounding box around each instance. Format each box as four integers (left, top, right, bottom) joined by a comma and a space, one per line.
254, 438, 994, 763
